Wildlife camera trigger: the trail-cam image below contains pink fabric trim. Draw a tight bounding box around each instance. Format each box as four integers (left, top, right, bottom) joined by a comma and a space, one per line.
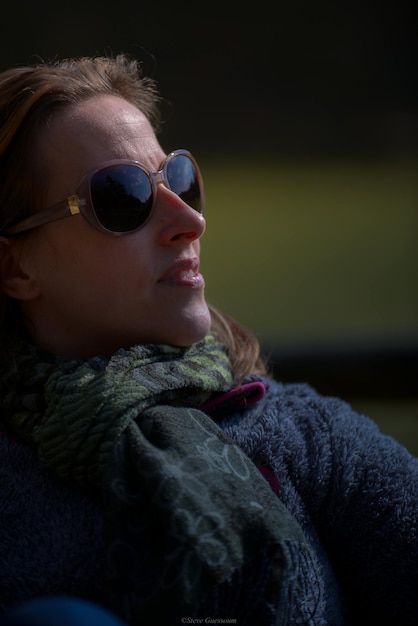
258, 465, 279, 494
199, 380, 266, 411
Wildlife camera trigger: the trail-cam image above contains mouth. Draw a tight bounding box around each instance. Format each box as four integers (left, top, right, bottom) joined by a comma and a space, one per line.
158, 257, 205, 288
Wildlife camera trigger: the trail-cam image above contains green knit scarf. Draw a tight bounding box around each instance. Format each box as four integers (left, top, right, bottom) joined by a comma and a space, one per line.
0, 333, 309, 625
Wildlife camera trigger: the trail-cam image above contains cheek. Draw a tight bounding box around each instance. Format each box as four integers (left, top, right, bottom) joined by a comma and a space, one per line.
67, 246, 150, 313
26, 231, 93, 301
34, 225, 103, 277
30, 224, 154, 312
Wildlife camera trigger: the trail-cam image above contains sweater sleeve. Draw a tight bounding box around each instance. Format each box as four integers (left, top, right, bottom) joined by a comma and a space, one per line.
277, 385, 418, 625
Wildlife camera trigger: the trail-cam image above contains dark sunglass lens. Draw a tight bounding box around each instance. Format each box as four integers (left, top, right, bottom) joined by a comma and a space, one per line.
90, 165, 153, 232
166, 155, 202, 212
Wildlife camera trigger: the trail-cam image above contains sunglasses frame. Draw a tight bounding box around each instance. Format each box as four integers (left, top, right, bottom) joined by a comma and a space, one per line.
4, 149, 204, 236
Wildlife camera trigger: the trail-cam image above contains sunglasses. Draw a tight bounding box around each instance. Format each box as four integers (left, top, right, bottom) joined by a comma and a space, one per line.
5, 149, 204, 236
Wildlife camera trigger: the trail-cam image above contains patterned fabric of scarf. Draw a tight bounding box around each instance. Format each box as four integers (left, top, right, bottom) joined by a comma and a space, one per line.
0, 333, 310, 625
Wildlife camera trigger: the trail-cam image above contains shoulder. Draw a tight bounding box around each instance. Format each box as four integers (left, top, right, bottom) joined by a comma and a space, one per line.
220, 376, 360, 453
221, 376, 418, 506
228, 374, 414, 456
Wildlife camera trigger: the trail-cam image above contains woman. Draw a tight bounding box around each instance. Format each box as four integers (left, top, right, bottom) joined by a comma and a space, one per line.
0, 54, 416, 626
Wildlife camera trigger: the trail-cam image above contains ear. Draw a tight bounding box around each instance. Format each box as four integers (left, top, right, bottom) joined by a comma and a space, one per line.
0, 237, 40, 301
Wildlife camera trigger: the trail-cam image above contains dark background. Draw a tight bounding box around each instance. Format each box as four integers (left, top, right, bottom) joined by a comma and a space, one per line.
1, 0, 417, 158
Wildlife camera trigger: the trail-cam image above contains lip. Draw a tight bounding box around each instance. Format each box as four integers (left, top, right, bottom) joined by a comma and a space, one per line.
158, 257, 205, 288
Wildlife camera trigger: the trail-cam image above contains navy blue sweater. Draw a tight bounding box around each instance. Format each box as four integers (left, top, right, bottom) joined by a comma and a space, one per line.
0, 378, 417, 624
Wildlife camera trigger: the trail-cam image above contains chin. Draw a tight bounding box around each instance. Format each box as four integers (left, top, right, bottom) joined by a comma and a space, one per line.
166, 307, 212, 347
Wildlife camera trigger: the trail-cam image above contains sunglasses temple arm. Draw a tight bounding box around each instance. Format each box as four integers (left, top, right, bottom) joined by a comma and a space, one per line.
4, 196, 81, 235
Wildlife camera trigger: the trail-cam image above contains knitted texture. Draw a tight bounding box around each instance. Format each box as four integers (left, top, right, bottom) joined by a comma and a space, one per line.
1, 334, 233, 483
0, 334, 312, 625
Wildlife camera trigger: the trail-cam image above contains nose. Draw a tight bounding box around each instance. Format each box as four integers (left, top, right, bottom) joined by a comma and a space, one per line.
154, 184, 206, 243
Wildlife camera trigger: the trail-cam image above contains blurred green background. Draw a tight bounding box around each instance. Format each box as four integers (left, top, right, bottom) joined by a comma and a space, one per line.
1, 1, 416, 451
201, 157, 417, 346
200, 157, 418, 454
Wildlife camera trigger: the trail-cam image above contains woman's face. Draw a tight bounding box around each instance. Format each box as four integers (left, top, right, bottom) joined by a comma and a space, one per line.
16, 95, 211, 357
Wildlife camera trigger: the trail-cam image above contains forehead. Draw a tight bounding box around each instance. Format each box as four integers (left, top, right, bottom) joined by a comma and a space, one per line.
40, 95, 163, 168
34, 95, 165, 203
